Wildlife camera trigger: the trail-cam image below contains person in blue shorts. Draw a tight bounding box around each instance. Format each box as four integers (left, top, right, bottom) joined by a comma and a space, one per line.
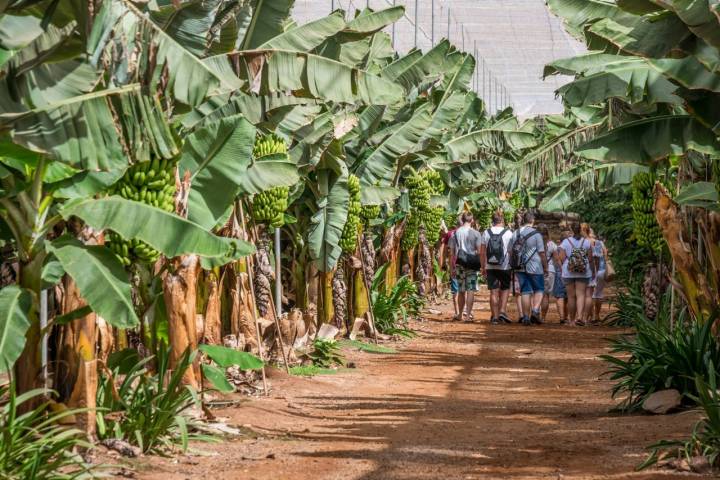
441, 217, 461, 320
508, 211, 548, 325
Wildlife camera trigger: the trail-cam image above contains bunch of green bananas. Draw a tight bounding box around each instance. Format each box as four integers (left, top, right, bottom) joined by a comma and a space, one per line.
474, 204, 493, 230
406, 171, 432, 211
509, 191, 523, 210
360, 205, 381, 228
401, 213, 420, 251
106, 157, 177, 266
253, 186, 289, 228
422, 169, 444, 195
444, 212, 459, 229
503, 208, 515, 227
340, 174, 362, 253
253, 133, 288, 158
632, 172, 663, 252
714, 158, 720, 196
419, 206, 444, 244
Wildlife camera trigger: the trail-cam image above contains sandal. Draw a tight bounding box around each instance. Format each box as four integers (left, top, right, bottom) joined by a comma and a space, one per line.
463, 313, 474, 323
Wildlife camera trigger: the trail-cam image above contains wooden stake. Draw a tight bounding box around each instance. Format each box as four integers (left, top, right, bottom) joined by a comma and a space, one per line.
357, 234, 380, 345
237, 203, 269, 394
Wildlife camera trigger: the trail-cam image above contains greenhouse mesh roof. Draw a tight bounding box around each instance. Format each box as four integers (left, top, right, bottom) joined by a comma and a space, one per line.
292, 0, 586, 117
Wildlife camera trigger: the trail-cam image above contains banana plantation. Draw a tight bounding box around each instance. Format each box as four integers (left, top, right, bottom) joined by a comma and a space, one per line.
1, 0, 720, 478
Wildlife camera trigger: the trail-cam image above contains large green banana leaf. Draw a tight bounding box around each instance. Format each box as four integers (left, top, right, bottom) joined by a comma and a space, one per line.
179, 114, 256, 230
544, 52, 633, 77
215, 50, 404, 106
616, 0, 663, 15
440, 54, 475, 99
445, 126, 539, 161
557, 59, 681, 106
387, 40, 452, 89
238, 152, 300, 195
546, 0, 624, 40
0, 14, 45, 49
539, 161, 647, 211
149, 0, 224, 57
343, 6, 405, 35
89, 0, 235, 107
261, 11, 345, 51
0, 285, 31, 373
50, 167, 127, 199
650, 56, 720, 92
588, 16, 691, 58
47, 236, 138, 328
575, 115, 720, 163
5, 86, 179, 169
60, 197, 254, 260
662, 0, 720, 51
241, 0, 294, 50
360, 185, 400, 205
674, 181, 719, 208
355, 103, 434, 185
308, 140, 349, 272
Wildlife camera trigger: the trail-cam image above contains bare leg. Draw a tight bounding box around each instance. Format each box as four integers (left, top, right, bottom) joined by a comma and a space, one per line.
515, 295, 522, 320
457, 292, 466, 320
541, 294, 549, 319
566, 282, 577, 324
521, 294, 532, 318
531, 292, 544, 312
452, 294, 459, 318
465, 292, 475, 318
499, 289, 510, 317
593, 298, 603, 322
583, 285, 594, 322
489, 290, 499, 319
575, 283, 587, 324
555, 297, 566, 322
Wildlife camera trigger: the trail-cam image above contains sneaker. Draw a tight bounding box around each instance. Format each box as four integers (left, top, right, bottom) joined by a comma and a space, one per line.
521, 316, 531, 326
530, 313, 543, 325
499, 313, 512, 324
491, 317, 500, 325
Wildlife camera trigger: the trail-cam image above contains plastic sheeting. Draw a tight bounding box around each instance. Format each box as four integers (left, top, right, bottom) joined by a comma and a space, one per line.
292, 0, 585, 116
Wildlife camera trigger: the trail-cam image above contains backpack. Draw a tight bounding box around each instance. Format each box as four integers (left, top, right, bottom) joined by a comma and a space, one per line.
567, 238, 589, 274
486, 228, 509, 266
510, 229, 541, 270
454, 228, 481, 271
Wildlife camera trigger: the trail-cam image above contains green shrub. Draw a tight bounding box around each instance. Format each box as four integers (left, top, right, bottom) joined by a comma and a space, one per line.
371, 264, 423, 337
96, 347, 206, 454
0, 382, 96, 479
308, 339, 345, 368
601, 312, 720, 412
603, 286, 646, 327
641, 363, 720, 471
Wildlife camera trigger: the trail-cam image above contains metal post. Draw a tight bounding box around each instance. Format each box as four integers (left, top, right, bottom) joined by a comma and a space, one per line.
489, 76, 493, 113
331, 0, 334, 11
462, 27, 465, 51
274, 227, 282, 320
414, 0, 419, 48
431, 0, 435, 45
40, 289, 48, 388
392, 0, 396, 47
482, 58, 485, 109
474, 43, 478, 91
447, 8, 451, 40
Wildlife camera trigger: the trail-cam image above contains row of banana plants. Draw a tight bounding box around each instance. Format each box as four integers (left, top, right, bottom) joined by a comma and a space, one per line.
0, 0, 543, 458
528, 0, 720, 470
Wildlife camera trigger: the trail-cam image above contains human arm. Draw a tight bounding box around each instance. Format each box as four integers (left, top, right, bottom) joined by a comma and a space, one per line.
540, 251, 548, 273
557, 240, 567, 264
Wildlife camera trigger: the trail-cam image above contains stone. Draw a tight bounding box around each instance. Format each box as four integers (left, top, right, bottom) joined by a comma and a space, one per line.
642, 389, 682, 414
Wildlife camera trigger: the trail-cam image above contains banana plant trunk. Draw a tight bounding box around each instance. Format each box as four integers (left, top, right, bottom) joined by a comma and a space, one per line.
654, 184, 716, 321
318, 270, 334, 325
15, 252, 45, 406
163, 254, 200, 389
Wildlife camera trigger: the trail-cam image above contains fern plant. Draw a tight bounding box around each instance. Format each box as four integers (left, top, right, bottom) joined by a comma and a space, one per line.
308, 339, 345, 368
370, 264, 423, 337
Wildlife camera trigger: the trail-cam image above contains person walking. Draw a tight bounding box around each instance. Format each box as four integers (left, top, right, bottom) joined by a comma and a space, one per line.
552, 230, 571, 323
509, 211, 548, 325
590, 232, 608, 323
480, 211, 513, 325
537, 224, 557, 322
448, 212, 483, 322
441, 217, 462, 320
558, 222, 596, 326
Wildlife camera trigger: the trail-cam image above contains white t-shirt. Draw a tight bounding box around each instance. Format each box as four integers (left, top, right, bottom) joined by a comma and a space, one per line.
481, 226, 513, 270
546, 240, 558, 274
560, 236, 592, 278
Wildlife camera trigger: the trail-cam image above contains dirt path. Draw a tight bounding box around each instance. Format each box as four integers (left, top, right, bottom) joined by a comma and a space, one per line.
131, 290, 708, 480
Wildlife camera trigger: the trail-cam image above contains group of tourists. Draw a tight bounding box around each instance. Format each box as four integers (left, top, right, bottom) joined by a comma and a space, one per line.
441, 210, 610, 326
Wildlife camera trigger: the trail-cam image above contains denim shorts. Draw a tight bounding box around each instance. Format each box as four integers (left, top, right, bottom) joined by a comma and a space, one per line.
552, 272, 567, 298
516, 272, 544, 295
450, 277, 459, 294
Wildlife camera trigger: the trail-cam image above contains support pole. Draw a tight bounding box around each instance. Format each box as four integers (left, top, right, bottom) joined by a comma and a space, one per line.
414, 0, 419, 48
357, 235, 380, 345
40, 289, 48, 388
447, 8, 450, 40
237, 203, 268, 394
271, 225, 291, 372
431, 0, 435, 45
391, 0, 396, 47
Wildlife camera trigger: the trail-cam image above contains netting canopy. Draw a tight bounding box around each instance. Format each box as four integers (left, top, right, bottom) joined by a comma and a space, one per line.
293, 0, 586, 117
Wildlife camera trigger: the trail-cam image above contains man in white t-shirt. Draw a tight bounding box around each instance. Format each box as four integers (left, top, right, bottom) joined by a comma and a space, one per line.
448, 212, 483, 322
480, 211, 513, 325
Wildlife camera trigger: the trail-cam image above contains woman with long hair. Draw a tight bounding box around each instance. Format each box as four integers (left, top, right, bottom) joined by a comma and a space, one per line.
558, 222, 596, 325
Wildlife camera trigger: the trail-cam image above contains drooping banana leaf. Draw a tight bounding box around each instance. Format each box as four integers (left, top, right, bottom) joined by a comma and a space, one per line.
179, 114, 256, 230
215, 49, 405, 106
543, 52, 632, 77
587, 16, 691, 58
360, 185, 400, 205
238, 152, 300, 195
0, 285, 32, 373
343, 6, 405, 36
546, 0, 625, 40
260, 10, 345, 51
445, 126, 539, 161
4, 86, 179, 170
241, 0, 294, 50
60, 197, 254, 261
308, 140, 349, 272
662, 0, 720, 51
89, 0, 236, 107
674, 181, 719, 208
47, 236, 138, 328
149, 0, 224, 57
575, 115, 720, 163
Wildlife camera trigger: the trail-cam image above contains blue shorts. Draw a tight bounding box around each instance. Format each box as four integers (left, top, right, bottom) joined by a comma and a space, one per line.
450, 278, 459, 294
553, 272, 567, 298
516, 272, 544, 295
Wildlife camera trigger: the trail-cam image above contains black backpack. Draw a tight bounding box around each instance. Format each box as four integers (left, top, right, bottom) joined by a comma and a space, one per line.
510, 229, 541, 270
486, 228, 509, 266
454, 230, 481, 271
